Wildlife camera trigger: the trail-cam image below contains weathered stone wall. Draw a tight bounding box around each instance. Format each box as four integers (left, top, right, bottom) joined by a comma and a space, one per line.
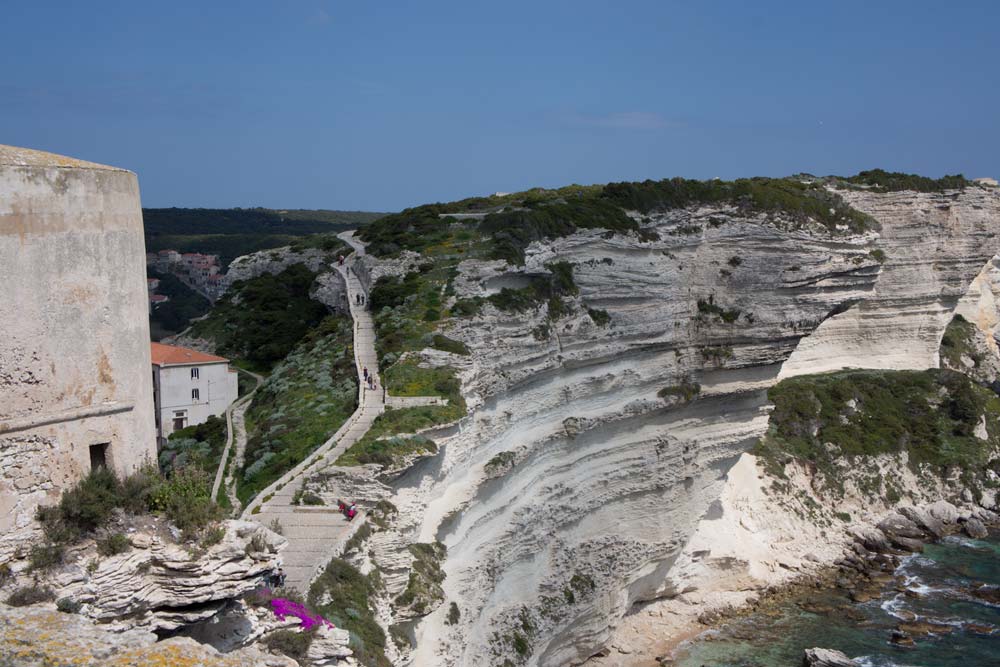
0, 145, 157, 555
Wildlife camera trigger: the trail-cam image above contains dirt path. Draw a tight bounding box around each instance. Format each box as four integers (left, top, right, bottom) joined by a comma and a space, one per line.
212, 368, 263, 511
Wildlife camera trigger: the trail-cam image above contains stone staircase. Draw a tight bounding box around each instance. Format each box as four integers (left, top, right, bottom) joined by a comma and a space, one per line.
242, 257, 384, 594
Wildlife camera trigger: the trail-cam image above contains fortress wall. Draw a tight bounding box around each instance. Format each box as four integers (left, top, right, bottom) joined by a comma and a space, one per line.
0, 147, 157, 553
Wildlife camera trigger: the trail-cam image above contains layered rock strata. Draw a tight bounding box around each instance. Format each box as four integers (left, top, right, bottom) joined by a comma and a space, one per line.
343, 186, 1000, 666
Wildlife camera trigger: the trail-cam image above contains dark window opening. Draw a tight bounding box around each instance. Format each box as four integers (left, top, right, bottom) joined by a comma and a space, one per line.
192, 388, 200, 401
89, 443, 109, 470
191, 367, 199, 379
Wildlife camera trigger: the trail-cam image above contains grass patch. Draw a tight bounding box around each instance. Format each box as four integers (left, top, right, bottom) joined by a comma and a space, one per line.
336, 363, 463, 467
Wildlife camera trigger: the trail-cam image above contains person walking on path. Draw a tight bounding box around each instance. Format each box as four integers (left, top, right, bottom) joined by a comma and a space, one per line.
363, 367, 368, 381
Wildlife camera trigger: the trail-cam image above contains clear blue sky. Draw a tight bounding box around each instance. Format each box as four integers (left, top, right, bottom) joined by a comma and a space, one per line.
3, 1, 997, 211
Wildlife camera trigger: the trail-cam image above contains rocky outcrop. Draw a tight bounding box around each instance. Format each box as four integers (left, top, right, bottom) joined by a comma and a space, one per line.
345, 185, 1000, 666
226, 247, 335, 286
48, 521, 285, 631
802, 648, 857, 667
0, 604, 298, 667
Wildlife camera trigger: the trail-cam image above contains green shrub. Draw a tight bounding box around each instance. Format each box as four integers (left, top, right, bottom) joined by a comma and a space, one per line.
696, 295, 741, 324
6, 585, 55, 607
431, 334, 470, 356
56, 597, 82, 614
56, 467, 122, 534
587, 308, 611, 326
263, 628, 316, 661
451, 297, 483, 317
148, 465, 222, 533
28, 544, 65, 571
658, 381, 701, 402
447, 601, 461, 625
96, 532, 131, 557
199, 524, 227, 548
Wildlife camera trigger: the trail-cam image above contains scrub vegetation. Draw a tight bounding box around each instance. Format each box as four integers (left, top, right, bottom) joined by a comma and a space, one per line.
836, 169, 969, 193
188, 263, 330, 371
160, 414, 227, 478
238, 316, 357, 504
939, 314, 984, 370
754, 369, 1000, 496
309, 558, 390, 667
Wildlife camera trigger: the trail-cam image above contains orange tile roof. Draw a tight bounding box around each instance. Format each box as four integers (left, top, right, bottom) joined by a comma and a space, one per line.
150, 342, 230, 367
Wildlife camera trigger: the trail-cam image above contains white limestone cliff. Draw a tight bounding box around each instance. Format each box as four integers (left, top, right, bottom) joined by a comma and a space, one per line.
338, 185, 1000, 667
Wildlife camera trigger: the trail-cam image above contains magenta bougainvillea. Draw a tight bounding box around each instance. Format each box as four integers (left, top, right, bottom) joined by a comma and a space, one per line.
270, 597, 335, 630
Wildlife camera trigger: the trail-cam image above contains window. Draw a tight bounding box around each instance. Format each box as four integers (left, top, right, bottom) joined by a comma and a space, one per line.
192, 388, 200, 401
89, 443, 109, 470
191, 367, 199, 379
173, 411, 187, 431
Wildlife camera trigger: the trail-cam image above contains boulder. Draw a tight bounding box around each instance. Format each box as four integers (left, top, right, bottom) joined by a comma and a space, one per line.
877, 513, 925, 540
306, 625, 355, 666
888, 535, 924, 553
898, 506, 947, 539
802, 647, 857, 667
850, 526, 890, 553
925, 500, 960, 524
964, 518, 989, 539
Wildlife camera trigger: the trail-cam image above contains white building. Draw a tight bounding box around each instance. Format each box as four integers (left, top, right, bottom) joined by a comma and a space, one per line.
151, 342, 238, 445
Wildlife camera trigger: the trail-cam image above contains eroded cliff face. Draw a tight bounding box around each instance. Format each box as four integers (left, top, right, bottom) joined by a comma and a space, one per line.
341, 186, 1000, 667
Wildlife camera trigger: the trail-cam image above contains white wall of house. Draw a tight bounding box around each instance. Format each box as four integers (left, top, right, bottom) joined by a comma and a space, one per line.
153, 362, 238, 443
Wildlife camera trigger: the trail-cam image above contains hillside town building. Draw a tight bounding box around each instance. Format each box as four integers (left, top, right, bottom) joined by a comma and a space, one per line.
0, 145, 157, 556
147, 250, 229, 301
151, 342, 239, 446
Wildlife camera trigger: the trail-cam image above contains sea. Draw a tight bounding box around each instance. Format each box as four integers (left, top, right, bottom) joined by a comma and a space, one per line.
674, 532, 1000, 667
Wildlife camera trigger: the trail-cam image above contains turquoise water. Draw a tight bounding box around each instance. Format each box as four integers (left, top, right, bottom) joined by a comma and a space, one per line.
675, 533, 1000, 667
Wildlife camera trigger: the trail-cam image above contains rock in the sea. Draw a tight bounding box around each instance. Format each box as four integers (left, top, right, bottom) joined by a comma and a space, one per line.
851, 527, 891, 553
925, 500, 960, 525
802, 647, 857, 667
877, 513, 925, 540
964, 517, 989, 539
898, 506, 947, 539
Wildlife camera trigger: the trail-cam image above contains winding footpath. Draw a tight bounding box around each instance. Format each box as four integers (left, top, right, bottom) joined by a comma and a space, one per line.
211, 368, 263, 509
242, 232, 385, 593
